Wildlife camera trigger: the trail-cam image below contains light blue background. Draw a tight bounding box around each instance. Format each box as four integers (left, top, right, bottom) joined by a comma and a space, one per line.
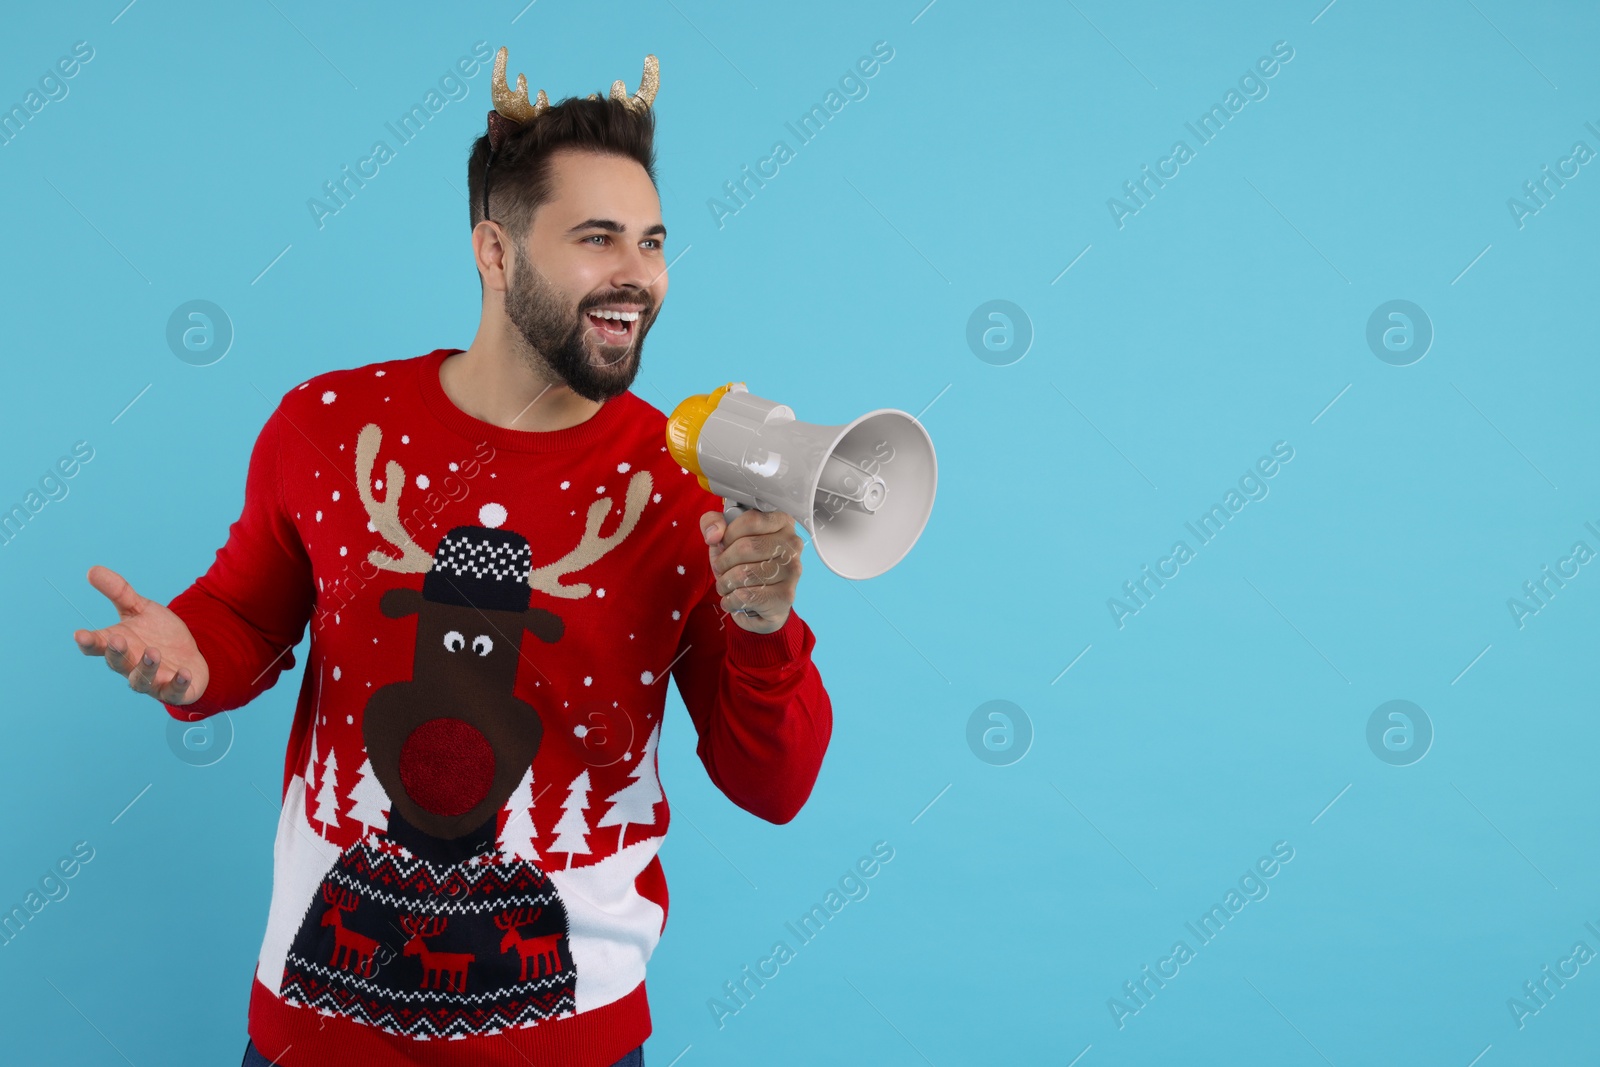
3, 1, 1597, 1064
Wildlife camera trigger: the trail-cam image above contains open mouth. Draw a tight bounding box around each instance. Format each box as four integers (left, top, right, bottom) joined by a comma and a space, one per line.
585, 307, 641, 346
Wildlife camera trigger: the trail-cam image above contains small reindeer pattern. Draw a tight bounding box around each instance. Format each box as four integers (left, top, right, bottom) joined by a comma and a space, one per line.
280, 835, 579, 1038
496, 906, 567, 982
320, 884, 379, 977
401, 914, 475, 991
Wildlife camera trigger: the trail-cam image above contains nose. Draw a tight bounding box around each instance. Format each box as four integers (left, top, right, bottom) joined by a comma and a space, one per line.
609, 242, 664, 297
400, 717, 495, 816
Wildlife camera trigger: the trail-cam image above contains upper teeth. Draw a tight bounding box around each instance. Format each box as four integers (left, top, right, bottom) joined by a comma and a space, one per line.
593, 309, 639, 322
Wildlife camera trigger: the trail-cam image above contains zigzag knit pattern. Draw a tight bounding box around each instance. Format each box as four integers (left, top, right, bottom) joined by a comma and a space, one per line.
278, 836, 577, 1037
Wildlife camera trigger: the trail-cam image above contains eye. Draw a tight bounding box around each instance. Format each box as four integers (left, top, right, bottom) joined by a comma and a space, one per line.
472, 634, 494, 656
443, 630, 465, 652
584, 234, 608, 245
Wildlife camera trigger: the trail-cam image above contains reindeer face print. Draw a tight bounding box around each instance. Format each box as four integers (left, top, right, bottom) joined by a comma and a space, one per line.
352, 423, 653, 844
363, 587, 563, 839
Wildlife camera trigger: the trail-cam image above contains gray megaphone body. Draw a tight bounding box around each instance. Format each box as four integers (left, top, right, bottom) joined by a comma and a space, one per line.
665, 382, 936, 581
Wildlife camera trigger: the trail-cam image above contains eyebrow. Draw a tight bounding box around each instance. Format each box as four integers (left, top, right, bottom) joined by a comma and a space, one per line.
566, 218, 668, 239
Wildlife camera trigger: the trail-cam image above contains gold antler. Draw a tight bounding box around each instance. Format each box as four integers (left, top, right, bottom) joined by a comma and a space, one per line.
355, 423, 435, 573
492, 46, 550, 122
528, 470, 653, 598
616, 55, 659, 111
588, 55, 659, 111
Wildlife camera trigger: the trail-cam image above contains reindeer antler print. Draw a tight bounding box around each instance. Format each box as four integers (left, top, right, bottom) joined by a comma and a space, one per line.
528, 470, 654, 599
356, 423, 434, 573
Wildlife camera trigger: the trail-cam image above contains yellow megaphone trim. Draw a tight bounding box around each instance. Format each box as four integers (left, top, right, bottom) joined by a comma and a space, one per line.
665, 382, 743, 494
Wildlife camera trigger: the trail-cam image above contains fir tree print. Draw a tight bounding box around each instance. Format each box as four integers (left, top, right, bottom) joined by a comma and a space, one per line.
313, 749, 341, 835
304, 730, 318, 792
597, 721, 662, 851
345, 756, 389, 837
550, 770, 593, 870
306, 662, 324, 791
499, 764, 541, 863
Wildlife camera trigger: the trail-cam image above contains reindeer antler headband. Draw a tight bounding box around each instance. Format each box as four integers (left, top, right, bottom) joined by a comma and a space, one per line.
481, 46, 660, 224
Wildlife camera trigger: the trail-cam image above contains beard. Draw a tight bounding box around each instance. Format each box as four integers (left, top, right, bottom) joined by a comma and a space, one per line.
503, 244, 657, 404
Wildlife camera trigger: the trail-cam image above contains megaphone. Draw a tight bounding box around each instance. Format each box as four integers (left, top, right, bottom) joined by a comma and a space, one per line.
665, 382, 936, 580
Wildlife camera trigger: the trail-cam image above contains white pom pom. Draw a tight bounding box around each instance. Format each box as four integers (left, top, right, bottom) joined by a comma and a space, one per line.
479, 502, 508, 528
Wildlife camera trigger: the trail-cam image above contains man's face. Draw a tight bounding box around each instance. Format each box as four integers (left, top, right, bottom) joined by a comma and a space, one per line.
502, 148, 669, 403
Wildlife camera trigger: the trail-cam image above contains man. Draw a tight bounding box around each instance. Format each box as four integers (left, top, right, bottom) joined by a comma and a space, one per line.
71, 48, 833, 1067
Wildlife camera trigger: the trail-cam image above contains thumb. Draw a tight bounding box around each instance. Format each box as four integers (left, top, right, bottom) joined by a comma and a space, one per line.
87, 565, 144, 617
700, 511, 724, 545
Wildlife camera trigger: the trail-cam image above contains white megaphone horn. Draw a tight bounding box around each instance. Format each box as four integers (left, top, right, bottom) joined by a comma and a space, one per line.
665, 382, 937, 581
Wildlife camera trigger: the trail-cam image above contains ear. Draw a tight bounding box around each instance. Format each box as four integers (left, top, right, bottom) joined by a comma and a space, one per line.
524, 607, 564, 644
380, 587, 424, 619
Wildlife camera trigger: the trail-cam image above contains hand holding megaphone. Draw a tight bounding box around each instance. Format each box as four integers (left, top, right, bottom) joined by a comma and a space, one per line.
694, 505, 804, 629
666, 383, 937, 584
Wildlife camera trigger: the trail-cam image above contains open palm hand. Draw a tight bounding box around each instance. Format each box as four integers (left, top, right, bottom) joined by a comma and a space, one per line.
72, 565, 209, 707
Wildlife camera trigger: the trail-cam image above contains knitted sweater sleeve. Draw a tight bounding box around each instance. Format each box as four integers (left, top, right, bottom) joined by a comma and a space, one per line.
161, 406, 315, 722
670, 570, 833, 824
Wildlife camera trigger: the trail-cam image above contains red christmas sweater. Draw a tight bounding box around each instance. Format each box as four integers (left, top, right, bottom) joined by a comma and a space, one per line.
160, 348, 832, 1066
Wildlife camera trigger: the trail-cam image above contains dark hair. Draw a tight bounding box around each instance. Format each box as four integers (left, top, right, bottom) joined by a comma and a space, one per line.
466, 96, 658, 249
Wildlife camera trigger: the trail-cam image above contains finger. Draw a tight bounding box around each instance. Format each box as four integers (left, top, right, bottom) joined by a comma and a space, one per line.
723, 507, 779, 543
712, 508, 763, 554
700, 511, 725, 546
711, 525, 766, 572
735, 508, 792, 539
73, 628, 107, 656
713, 532, 801, 577
87, 565, 144, 618
718, 556, 791, 595
154, 668, 194, 706
723, 581, 785, 617
102, 632, 135, 678
724, 582, 762, 615
127, 645, 160, 694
